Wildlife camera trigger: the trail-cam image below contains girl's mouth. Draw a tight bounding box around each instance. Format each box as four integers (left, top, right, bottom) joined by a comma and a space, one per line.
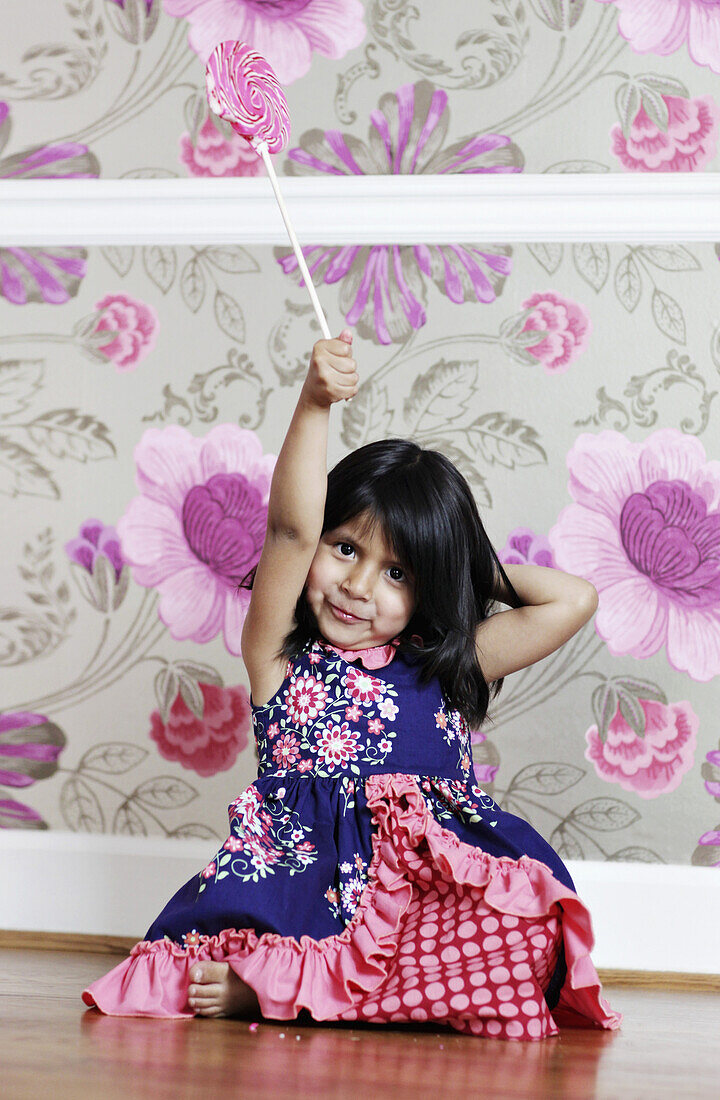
329, 602, 366, 623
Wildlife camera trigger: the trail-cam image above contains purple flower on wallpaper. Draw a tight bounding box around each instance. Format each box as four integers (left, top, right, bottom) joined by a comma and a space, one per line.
0, 711, 66, 789
65, 519, 124, 582
585, 697, 698, 799
276, 81, 520, 345
106, 0, 160, 43
162, 0, 366, 83
595, 0, 720, 74
0, 798, 45, 829
697, 828, 720, 867
117, 424, 275, 655
0, 101, 99, 180
705, 748, 720, 799
519, 291, 592, 374
0, 101, 94, 305
549, 428, 720, 681
499, 527, 556, 568
0, 247, 88, 305
65, 518, 130, 613
611, 94, 719, 172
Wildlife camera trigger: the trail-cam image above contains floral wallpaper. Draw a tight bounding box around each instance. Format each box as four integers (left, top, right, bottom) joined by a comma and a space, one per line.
1, 1, 719, 874
2, 231, 720, 868
0, 0, 719, 181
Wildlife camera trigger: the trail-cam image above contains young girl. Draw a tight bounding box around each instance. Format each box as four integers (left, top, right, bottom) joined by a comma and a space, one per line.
83, 329, 621, 1041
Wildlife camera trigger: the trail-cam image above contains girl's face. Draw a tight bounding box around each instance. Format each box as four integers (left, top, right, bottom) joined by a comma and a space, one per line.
305, 512, 416, 650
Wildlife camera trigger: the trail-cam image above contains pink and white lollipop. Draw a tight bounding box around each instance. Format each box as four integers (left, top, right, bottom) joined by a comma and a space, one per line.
206, 41, 290, 155
205, 41, 331, 339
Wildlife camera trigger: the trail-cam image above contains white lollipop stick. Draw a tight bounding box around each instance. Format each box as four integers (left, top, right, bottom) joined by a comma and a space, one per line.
253, 137, 331, 340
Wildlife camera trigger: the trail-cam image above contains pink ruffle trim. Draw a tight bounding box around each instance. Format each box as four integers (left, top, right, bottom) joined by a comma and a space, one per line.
82, 773, 622, 1035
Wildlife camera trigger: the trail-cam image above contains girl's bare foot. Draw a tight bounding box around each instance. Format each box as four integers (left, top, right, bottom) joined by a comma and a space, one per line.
187, 961, 260, 1018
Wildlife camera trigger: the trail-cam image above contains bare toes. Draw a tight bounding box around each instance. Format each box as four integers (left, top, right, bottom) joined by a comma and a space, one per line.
191, 961, 229, 985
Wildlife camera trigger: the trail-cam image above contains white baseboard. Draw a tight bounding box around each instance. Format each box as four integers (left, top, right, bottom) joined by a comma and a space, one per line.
1, 830, 718, 973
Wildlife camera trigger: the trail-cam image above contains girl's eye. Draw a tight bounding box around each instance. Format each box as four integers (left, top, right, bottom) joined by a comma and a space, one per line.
388, 566, 405, 582
337, 542, 354, 557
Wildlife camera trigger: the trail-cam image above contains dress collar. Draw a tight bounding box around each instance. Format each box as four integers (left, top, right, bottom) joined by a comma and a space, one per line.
322, 637, 400, 669
321, 634, 422, 669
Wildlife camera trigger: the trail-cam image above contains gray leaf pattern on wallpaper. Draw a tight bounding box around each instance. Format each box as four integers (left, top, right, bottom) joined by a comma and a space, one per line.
528, 242, 703, 346
142, 348, 271, 430
341, 329, 549, 507
105, 245, 259, 344
58, 743, 219, 838
0, 356, 116, 500
591, 676, 669, 743
155, 660, 224, 723
369, 0, 528, 88
334, 43, 381, 125
494, 758, 663, 862
575, 350, 716, 436
403, 358, 479, 432
0, 529, 75, 666
267, 299, 321, 387
0, 1, 107, 100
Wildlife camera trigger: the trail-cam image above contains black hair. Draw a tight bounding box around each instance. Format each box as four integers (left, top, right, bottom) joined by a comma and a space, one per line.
239, 439, 523, 730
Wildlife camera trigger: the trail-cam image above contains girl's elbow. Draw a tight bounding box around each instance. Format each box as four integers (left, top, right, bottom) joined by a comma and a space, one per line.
577, 582, 599, 619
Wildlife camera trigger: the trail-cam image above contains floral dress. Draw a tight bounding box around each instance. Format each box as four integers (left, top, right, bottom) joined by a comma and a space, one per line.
82, 639, 622, 1041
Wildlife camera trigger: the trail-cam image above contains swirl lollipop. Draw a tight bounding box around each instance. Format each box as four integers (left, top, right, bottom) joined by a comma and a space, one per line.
206, 41, 331, 339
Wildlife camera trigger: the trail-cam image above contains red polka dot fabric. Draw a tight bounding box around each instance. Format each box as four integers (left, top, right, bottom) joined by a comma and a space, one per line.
337, 871, 562, 1040
335, 780, 565, 1040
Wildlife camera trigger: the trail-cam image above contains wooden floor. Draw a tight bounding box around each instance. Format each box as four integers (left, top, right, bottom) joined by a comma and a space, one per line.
1, 948, 718, 1100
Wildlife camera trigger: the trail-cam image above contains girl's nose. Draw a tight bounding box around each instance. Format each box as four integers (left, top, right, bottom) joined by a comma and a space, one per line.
342, 565, 373, 599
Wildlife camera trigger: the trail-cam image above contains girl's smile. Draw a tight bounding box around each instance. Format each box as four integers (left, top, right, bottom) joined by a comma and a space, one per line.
305, 512, 415, 649
328, 602, 368, 623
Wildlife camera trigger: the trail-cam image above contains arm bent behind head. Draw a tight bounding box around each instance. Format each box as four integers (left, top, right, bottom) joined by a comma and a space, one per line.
475, 563, 598, 684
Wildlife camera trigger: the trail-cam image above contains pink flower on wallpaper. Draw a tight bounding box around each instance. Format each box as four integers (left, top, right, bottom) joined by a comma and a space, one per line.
93, 293, 159, 371
585, 697, 697, 799
117, 424, 275, 655
519, 292, 591, 374
595, 0, 720, 74
180, 115, 265, 177
149, 681, 251, 776
162, 0, 366, 83
276, 81, 520, 344
611, 94, 719, 172
499, 527, 556, 568
549, 428, 720, 681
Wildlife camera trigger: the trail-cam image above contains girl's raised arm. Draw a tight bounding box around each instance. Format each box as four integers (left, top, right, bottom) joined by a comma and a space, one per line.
241, 330, 357, 705
475, 564, 598, 684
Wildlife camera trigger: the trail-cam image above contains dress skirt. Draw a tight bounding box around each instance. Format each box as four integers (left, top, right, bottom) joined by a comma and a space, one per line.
82, 770, 622, 1041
